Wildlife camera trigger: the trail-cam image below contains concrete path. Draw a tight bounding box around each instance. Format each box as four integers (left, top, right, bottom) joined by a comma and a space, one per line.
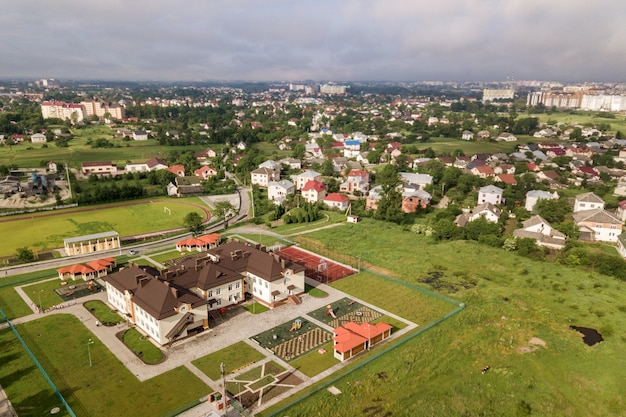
0, 384, 17, 417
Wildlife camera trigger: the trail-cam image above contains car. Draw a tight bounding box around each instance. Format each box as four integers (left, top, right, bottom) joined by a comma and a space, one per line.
128, 250, 139, 256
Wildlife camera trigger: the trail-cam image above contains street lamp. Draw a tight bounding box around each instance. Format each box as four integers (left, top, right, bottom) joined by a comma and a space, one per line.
87, 339, 94, 367
34, 290, 43, 313
220, 362, 226, 415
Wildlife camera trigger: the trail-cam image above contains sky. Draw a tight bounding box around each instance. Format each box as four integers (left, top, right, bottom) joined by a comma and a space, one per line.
2, 0, 625, 83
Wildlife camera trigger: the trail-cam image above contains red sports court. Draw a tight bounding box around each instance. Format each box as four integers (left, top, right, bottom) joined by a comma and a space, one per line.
276, 246, 357, 283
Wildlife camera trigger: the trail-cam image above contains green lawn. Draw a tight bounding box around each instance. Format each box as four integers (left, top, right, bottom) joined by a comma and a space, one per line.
0, 286, 32, 320
23, 279, 65, 311
148, 249, 187, 265
1, 315, 208, 417
289, 341, 339, 378
243, 302, 270, 314
120, 328, 164, 364
261, 218, 626, 417
0, 198, 206, 256
83, 300, 124, 325
192, 341, 265, 380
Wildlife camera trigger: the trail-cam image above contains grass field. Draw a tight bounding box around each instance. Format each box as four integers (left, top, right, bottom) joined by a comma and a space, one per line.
262, 218, 626, 417
0, 198, 207, 256
0, 125, 223, 169
192, 341, 266, 380
0, 314, 208, 417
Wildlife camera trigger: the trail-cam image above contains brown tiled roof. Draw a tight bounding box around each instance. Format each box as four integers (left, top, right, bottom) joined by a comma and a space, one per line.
132, 279, 206, 320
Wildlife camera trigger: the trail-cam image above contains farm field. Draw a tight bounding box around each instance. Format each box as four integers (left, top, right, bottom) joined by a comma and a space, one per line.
263, 218, 626, 417
0, 197, 208, 256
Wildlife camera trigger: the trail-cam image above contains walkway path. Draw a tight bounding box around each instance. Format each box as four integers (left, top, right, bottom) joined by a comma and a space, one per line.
6, 276, 417, 416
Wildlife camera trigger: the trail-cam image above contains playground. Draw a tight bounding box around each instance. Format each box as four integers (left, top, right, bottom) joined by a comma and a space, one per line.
55, 280, 103, 301
276, 246, 357, 283
250, 317, 332, 361
308, 297, 383, 328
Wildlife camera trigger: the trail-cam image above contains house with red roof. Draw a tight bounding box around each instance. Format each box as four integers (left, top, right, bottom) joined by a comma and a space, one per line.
176, 233, 221, 252
168, 164, 185, 177
301, 180, 327, 203
332, 321, 392, 362
323, 193, 351, 210
57, 257, 116, 281
195, 166, 218, 180
471, 165, 495, 179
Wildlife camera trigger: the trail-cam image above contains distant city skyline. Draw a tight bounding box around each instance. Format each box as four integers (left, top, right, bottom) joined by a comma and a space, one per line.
2, 0, 625, 83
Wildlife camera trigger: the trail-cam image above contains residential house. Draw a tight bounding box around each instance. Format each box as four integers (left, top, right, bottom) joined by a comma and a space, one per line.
279, 158, 301, 170
616, 200, 626, 222
476, 130, 491, 140
493, 164, 515, 175
170, 176, 202, 197
343, 140, 362, 158
340, 169, 370, 195
81, 161, 117, 176
461, 130, 474, 141
259, 160, 282, 178
400, 172, 433, 191
402, 189, 432, 213
332, 321, 392, 362
497, 132, 517, 142
195, 166, 218, 180
146, 157, 169, 171
332, 157, 349, 173
525, 190, 559, 212
195, 148, 217, 162
573, 192, 604, 212
31, 133, 47, 143
132, 130, 148, 141
468, 202, 502, 223
323, 193, 351, 211
617, 233, 626, 258
495, 174, 517, 186
301, 180, 327, 203
513, 215, 566, 249
168, 165, 186, 177
47, 161, 58, 173
366, 185, 383, 211
478, 185, 504, 205
471, 165, 495, 179
293, 170, 322, 190
268, 180, 295, 205
573, 208, 622, 242
251, 167, 278, 187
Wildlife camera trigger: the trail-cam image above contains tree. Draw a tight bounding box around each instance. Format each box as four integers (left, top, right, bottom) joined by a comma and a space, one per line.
214, 200, 237, 229
183, 212, 205, 236
16, 247, 35, 263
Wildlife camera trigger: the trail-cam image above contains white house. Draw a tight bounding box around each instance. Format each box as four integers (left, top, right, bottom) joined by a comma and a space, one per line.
478, 185, 504, 205
513, 215, 566, 249
573, 192, 605, 213
525, 190, 559, 212
461, 130, 474, 141
400, 172, 433, 191
469, 202, 501, 223
31, 133, 47, 144
132, 130, 148, 141
573, 209, 622, 242
251, 167, 278, 188
268, 180, 295, 205
323, 193, 351, 210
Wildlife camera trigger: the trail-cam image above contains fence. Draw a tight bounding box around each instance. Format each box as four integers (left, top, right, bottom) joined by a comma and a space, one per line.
0, 203, 78, 217
292, 236, 362, 271
0, 308, 77, 417
261, 267, 465, 417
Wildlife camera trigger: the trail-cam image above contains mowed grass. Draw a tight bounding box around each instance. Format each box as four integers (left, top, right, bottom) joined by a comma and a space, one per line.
260, 219, 626, 417
192, 341, 265, 380
0, 198, 206, 256
1, 314, 208, 417
289, 341, 338, 378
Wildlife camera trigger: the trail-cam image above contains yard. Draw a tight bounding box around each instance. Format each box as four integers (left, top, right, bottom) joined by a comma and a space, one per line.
0, 315, 208, 417
192, 341, 266, 381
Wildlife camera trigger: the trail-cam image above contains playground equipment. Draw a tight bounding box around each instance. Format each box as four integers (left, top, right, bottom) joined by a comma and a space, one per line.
289, 319, 302, 332
325, 305, 337, 319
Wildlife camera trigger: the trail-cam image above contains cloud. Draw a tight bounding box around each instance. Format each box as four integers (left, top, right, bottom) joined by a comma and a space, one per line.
0, 0, 624, 82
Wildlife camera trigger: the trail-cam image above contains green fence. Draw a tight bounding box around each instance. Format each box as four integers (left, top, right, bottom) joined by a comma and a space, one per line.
261, 267, 465, 417
0, 308, 77, 417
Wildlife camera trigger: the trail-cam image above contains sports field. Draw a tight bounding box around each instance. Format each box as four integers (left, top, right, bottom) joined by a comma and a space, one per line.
276, 246, 357, 283
0, 198, 210, 256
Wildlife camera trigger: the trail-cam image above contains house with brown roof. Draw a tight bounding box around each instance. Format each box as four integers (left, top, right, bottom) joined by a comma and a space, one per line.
168, 165, 186, 177
195, 166, 218, 180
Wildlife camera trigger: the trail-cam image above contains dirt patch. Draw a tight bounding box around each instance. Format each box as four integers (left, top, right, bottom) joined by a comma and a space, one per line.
518, 337, 547, 353
275, 371, 303, 386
